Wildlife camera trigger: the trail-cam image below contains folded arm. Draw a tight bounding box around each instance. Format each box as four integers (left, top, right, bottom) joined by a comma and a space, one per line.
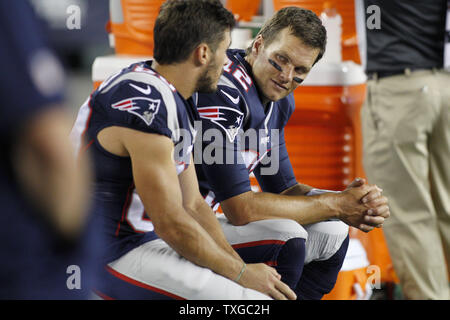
221, 178, 389, 232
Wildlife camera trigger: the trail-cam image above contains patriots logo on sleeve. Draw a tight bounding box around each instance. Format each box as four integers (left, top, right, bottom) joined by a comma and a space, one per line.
198, 106, 244, 142
111, 97, 161, 126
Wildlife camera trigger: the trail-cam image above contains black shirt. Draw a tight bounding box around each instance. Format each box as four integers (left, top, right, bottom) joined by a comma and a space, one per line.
365, 0, 447, 72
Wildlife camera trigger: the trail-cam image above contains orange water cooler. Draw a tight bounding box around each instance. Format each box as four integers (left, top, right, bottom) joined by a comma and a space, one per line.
226, 0, 262, 22
107, 0, 164, 56
92, 0, 161, 90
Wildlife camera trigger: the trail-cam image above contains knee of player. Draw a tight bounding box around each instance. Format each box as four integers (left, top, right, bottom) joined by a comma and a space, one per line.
224, 211, 252, 226
304, 220, 349, 264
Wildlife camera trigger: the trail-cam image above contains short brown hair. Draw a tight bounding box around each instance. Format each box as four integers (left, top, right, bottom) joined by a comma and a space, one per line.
154, 0, 235, 64
246, 7, 326, 65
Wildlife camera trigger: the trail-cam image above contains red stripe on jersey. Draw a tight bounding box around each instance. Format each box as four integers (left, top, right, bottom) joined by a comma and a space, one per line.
198, 107, 218, 114
105, 266, 185, 300
231, 239, 286, 249
141, 210, 151, 222
80, 139, 94, 156
114, 100, 132, 107
80, 94, 94, 142
92, 289, 115, 300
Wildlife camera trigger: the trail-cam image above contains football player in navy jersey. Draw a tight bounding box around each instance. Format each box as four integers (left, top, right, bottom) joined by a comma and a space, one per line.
71, 0, 296, 300
195, 7, 390, 300
0, 0, 97, 299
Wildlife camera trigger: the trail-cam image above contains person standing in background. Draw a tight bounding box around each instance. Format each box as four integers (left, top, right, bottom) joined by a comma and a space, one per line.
0, 0, 99, 299
362, 0, 450, 299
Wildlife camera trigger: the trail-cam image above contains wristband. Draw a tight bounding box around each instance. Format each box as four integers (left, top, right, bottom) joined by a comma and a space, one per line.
235, 263, 246, 283
306, 188, 340, 196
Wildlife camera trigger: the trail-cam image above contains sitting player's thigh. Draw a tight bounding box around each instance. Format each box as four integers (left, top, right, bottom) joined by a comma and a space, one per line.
217, 214, 307, 246
303, 220, 349, 264
107, 238, 270, 300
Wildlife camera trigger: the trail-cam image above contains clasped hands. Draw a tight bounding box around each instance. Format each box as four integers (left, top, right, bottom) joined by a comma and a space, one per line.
339, 178, 390, 232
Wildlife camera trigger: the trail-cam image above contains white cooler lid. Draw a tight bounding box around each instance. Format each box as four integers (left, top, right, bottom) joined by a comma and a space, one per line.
92, 55, 152, 82
340, 238, 370, 271
302, 60, 367, 86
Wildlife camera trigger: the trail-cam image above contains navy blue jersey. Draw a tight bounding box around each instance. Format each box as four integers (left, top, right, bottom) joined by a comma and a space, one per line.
195, 49, 298, 208
0, 0, 99, 299
71, 61, 198, 264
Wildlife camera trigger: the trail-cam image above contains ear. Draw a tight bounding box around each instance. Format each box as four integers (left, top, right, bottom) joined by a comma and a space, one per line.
193, 43, 210, 67
251, 35, 264, 56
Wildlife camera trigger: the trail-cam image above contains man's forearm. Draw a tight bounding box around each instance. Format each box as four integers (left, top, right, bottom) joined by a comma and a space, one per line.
253, 191, 339, 224
221, 186, 340, 226
185, 198, 242, 261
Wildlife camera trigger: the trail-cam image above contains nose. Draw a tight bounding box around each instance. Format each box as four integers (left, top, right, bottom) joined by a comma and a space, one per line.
279, 65, 294, 84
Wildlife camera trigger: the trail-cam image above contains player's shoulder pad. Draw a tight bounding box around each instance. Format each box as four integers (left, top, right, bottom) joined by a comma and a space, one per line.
98, 68, 178, 129
110, 80, 165, 127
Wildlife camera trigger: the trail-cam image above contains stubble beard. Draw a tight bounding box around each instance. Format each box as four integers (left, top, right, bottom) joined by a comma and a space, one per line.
195, 58, 221, 94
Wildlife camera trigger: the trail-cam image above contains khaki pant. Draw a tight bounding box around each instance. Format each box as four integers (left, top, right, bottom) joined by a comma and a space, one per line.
361, 69, 450, 300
